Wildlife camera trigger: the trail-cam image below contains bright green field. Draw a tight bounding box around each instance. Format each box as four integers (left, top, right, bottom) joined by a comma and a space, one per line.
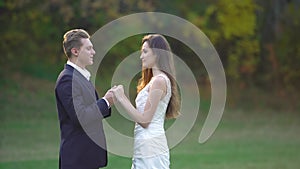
1, 74, 300, 169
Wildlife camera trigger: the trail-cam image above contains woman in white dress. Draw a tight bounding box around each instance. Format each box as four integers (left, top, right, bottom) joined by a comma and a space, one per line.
111, 34, 180, 169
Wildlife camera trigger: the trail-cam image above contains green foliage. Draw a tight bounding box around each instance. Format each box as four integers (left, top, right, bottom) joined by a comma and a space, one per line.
0, 0, 299, 102
216, 0, 257, 39
275, 2, 300, 91
200, 0, 260, 84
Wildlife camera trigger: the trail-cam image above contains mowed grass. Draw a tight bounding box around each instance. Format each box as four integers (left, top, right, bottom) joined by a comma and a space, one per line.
1, 73, 300, 169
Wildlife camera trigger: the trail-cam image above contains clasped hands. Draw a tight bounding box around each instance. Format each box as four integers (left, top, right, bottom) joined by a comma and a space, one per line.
103, 85, 125, 106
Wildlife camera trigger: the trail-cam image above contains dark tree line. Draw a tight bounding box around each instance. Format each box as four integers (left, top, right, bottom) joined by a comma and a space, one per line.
1, 0, 299, 100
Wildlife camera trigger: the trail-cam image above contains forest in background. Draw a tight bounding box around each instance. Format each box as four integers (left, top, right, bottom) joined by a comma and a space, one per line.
1, 0, 299, 110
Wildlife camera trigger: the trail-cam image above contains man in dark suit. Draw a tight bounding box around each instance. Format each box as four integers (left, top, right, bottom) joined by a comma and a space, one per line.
55, 29, 113, 169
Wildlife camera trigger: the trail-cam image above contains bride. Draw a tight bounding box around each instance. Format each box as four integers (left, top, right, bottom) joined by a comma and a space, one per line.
111, 34, 180, 169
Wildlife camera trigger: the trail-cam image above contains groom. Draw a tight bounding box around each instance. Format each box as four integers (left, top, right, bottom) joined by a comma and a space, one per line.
55, 29, 113, 169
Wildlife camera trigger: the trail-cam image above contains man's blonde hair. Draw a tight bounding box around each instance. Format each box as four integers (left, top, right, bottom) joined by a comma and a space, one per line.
62, 29, 90, 58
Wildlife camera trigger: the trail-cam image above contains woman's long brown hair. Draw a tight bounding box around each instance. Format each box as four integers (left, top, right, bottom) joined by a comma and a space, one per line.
137, 34, 180, 119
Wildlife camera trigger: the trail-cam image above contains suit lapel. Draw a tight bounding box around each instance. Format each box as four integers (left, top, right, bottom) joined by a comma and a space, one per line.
66, 64, 97, 99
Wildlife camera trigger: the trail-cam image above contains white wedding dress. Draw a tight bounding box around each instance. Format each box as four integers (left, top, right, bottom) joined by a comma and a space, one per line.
131, 74, 171, 169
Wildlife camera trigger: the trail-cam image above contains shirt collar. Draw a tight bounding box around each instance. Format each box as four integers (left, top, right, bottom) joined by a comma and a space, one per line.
67, 61, 91, 81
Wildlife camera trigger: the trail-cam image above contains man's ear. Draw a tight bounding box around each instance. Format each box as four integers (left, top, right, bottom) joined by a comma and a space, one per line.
71, 48, 79, 56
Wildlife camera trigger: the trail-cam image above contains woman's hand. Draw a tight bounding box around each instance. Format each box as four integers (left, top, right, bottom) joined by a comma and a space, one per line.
111, 85, 125, 102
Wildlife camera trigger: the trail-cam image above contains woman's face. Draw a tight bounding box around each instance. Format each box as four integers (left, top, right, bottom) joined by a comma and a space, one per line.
140, 42, 157, 68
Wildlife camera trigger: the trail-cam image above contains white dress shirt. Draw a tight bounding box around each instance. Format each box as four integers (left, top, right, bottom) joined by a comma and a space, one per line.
67, 61, 91, 80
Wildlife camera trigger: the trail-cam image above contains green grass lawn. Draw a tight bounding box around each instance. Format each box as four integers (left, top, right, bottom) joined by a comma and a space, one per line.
1, 73, 300, 169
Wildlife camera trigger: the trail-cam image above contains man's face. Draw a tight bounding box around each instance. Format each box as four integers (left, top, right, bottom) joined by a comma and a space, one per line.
76, 38, 96, 68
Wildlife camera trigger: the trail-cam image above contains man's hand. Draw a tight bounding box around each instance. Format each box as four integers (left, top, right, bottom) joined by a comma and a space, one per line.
104, 90, 114, 106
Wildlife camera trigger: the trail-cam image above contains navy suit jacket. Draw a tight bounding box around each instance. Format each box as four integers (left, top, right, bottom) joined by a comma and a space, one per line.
55, 64, 111, 169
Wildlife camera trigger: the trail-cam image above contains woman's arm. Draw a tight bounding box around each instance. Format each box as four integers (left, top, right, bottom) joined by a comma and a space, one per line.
113, 76, 166, 128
